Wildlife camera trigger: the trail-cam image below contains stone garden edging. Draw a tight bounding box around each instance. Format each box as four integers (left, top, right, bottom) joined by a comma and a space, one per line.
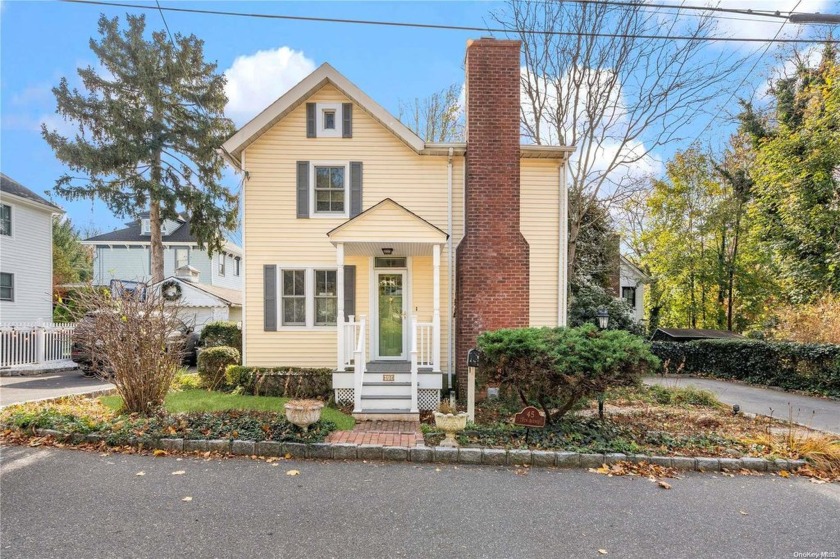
26, 428, 806, 473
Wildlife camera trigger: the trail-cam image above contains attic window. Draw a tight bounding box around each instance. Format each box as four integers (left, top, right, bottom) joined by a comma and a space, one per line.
316, 103, 342, 138
323, 110, 336, 130
141, 219, 150, 234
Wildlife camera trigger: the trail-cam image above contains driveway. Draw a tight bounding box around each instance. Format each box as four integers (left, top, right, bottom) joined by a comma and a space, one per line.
644, 376, 840, 434
0, 371, 113, 407
2, 446, 838, 559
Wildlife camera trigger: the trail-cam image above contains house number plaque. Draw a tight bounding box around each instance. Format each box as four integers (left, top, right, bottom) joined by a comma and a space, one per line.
513, 406, 546, 428
383, 374, 395, 382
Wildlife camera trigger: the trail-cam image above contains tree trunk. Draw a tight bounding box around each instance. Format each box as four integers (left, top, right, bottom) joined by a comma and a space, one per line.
149, 196, 164, 284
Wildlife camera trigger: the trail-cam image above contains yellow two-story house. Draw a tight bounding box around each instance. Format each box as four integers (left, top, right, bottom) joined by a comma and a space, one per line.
222, 38, 573, 420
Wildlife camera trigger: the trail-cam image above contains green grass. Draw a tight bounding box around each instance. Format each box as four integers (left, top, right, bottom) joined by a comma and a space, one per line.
100, 389, 355, 430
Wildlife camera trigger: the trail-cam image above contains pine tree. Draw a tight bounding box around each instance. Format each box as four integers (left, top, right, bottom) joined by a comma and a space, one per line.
42, 14, 236, 283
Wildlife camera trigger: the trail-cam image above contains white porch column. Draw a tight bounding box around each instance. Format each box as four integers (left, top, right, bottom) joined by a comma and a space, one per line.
336, 243, 345, 371
432, 243, 441, 372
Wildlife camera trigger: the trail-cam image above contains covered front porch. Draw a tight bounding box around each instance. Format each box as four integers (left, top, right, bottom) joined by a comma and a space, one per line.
328, 199, 447, 418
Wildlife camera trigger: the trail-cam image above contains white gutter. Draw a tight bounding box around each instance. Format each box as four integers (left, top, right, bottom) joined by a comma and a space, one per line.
558, 160, 569, 326
447, 147, 454, 390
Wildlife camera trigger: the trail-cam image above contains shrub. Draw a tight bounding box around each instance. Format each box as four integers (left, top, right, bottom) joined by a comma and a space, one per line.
771, 294, 840, 344
197, 346, 240, 390
70, 288, 184, 415
478, 325, 660, 423
200, 321, 242, 354
225, 366, 332, 399
651, 340, 840, 397
568, 284, 644, 335
171, 371, 201, 391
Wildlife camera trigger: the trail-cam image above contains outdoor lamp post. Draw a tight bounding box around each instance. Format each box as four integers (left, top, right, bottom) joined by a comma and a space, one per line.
596, 308, 609, 420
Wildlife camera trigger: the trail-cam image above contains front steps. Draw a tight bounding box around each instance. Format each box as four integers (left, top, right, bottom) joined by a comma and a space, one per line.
354, 361, 422, 420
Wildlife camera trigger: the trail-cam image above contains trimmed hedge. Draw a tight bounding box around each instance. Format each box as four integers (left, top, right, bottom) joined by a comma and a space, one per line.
225, 366, 333, 399
651, 339, 840, 397
200, 321, 242, 354
197, 346, 241, 390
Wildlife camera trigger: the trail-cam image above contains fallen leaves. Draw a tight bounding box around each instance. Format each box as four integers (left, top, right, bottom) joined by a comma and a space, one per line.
181, 496, 192, 502
171, 470, 185, 475
153, 449, 167, 457
598, 549, 608, 555
739, 510, 748, 516
588, 461, 679, 481
657, 481, 671, 490
135, 471, 145, 476
286, 469, 300, 476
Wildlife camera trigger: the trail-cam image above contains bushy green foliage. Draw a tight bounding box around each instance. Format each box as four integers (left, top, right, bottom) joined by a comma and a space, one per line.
199, 321, 242, 354
225, 366, 333, 399
170, 371, 201, 392
651, 339, 840, 397
568, 284, 643, 334
478, 325, 660, 423
197, 346, 240, 390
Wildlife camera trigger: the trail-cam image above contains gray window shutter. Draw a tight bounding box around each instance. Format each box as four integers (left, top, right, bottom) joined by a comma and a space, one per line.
344, 265, 356, 318
264, 265, 277, 331
350, 162, 362, 217
342, 103, 353, 138
306, 103, 316, 138
297, 161, 309, 218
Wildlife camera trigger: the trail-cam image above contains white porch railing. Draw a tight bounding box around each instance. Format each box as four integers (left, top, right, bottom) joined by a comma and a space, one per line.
0, 322, 76, 368
410, 316, 419, 413
415, 321, 434, 369
353, 315, 366, 413
341, 315, 361, 370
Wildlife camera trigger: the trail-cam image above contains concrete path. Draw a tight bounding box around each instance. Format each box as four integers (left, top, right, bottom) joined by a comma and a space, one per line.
644, 376, 840, 434
2, 445, 838, 558
0, 370, 113, 407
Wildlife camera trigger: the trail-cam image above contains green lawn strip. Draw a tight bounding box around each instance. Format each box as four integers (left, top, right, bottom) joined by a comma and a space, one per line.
100, 389, 355, 431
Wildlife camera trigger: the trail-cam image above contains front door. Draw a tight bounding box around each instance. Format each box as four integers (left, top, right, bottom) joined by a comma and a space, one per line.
375, 270, 406, 360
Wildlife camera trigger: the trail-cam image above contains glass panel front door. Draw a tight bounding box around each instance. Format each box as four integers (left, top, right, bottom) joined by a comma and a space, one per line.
377, 272, 404, 358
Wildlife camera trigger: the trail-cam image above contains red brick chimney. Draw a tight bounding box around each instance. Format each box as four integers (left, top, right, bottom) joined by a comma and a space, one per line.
456, 38, 530, 395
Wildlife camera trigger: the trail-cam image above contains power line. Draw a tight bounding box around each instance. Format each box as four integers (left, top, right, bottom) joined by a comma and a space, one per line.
562, 0, 789, 19
688, 0, 804, 146
60, 0, 838, 44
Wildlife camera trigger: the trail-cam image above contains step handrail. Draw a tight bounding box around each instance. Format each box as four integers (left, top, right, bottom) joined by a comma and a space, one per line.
353, 315, 366, 413
410, 315, 419, 413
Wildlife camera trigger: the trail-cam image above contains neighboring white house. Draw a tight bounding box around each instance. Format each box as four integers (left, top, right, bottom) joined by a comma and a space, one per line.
152, 265, 242, 332
0, 174, 63, 323
619, 255, 650, 324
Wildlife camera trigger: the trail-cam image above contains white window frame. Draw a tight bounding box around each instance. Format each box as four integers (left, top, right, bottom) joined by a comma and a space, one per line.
234, 257, 241, 277
174, 246, 190, 269
281, 269, 307, 327
309, 161, 350, 218
141, 218, 151, 235
0, 204, 12, 238
316, 102, 342, 138
277, 266, 339, 329
0, 272, 14, 302
218, 252, 226, 276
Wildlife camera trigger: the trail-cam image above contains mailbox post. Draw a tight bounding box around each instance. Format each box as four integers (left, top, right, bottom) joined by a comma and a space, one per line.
467, 348, 479, 422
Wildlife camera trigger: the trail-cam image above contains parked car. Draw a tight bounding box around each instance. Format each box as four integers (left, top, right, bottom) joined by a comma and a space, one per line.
71, 312, 198, 377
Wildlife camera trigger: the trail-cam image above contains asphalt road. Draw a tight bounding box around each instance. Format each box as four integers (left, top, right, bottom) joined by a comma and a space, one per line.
1, 446, 838, 559
643, 376, 840, 434
0, 372, 113, 407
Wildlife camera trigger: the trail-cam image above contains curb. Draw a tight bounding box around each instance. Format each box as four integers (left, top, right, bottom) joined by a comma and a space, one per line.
25, 428, 806, 473
0, 388, 117, 410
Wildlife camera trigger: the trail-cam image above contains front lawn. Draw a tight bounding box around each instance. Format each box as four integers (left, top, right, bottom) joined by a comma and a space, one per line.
100, 390, 355, 430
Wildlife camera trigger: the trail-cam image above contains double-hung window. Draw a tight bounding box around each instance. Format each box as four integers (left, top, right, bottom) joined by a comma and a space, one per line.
314, 166, 345, 214
280, 268, 337, 327
174, 247, 189, 269
622, 286, 637, 309
0, 273, 13, 301
218, 253, 226, 276
282, 270, 306, 326
0, 205, 11, 236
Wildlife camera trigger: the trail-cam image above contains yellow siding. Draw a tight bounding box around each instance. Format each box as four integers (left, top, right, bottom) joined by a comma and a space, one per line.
244, 84, 463, 369
521, 159, 561, 327
330, 201, 446, 243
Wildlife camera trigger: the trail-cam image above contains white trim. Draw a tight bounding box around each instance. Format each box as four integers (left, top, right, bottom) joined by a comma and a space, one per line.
309, 161, 350, 219
558, 161, 568, 327
0, 191, 63, 215
276, 265, 340, 330
240, 149, 247, 363
316, 102, 342, 138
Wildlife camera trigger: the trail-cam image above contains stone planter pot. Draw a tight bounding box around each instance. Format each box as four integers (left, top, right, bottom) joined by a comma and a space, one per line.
433, 411, 468, 448
284, 400, 325, 432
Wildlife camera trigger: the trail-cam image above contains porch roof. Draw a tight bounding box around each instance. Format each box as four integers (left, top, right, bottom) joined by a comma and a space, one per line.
327, 198, 447, 256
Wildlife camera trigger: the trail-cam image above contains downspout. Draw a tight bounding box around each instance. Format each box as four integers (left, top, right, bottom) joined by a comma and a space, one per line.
558, 158, 569, 327
240, 149, 247, 364
447, 147, 454, 390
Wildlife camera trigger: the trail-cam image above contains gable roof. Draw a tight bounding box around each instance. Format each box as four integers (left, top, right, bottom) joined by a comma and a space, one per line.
221, 64, 575, 167
620, 255, 651, 282
222, 63, 425, 164
153, 276, 242, 307
0, 173, 63, 212
327, 198, 448, 244
84, 217, 196, 244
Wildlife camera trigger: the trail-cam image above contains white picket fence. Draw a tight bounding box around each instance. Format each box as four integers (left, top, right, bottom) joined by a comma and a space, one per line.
0, 322, 76, 368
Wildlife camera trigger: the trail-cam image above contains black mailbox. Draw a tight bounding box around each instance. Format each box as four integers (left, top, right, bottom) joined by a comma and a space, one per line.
467, 348, 480, 367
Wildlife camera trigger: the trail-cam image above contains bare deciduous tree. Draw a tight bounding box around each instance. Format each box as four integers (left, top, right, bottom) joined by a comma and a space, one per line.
399, 83, 464, 142
70, 287, 186, 414
493, 0, 742, 280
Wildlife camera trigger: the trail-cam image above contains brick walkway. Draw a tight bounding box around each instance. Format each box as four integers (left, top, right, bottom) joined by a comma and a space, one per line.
326, 421, 425, 447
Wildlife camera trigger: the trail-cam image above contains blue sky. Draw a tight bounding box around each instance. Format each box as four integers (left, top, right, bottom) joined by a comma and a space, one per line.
0, 0, 833, 237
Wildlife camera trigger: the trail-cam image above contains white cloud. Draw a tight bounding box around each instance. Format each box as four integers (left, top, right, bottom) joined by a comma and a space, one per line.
223, 47, 316, 126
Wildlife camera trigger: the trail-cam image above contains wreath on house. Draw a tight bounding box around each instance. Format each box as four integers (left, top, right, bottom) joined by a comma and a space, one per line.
161, 280, 182, 302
